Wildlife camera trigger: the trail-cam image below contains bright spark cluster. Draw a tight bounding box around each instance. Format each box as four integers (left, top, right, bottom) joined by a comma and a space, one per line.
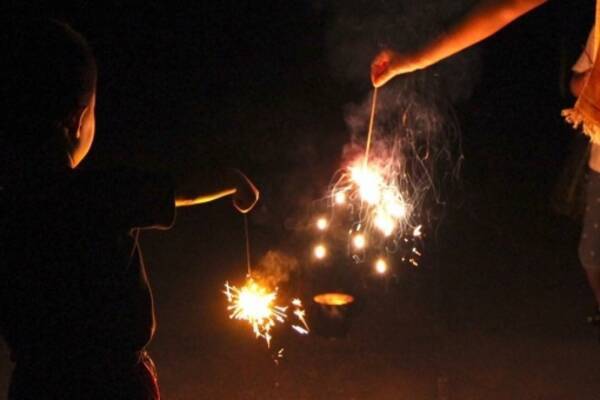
224, 279, 309, 347
311, 157, 422, 274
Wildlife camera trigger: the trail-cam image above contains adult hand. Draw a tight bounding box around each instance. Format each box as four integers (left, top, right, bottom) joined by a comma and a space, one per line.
371, 49, 422, 87
230, 169, 260, 214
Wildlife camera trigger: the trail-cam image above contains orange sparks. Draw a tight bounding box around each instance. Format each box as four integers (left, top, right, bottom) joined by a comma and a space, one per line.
224, 279, 286, 347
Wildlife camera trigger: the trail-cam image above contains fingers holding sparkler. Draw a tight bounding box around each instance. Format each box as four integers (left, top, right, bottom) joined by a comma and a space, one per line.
370, 49, 424, 87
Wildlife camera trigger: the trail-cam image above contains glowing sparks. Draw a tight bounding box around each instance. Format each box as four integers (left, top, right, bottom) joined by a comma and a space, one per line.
291, 298, 310, 335
224, 280, 310, 348
374, 258, 388, 274
374, 213, 395, 237
334, 191, 347, 205
352, 233, 366, 250
330, 158, 415, 244
413, 225, 422, 237
316, 217, 328, 231
386, 197, 407, 218
351, 165, 382, 205
314, 244, 327, 259
224, 279, 286, 347
319, 156, 423, 272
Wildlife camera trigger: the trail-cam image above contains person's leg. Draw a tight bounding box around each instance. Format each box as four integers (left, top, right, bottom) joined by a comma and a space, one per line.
579, 169, 600, 309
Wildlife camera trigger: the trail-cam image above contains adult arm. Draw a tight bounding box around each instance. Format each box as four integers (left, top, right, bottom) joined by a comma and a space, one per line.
371, 0, 548, 87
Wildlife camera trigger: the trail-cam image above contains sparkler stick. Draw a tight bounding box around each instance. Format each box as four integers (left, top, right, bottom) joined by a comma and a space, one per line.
244, 214, 252, 276
364, 87, 378, 167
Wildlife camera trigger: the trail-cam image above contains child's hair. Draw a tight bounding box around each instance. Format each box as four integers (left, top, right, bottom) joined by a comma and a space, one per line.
0, 17, 97, 136
0, 17, 97, 182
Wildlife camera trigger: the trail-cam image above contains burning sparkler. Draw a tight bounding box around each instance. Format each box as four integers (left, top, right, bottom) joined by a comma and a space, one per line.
308, 88, 424, 275
225, 215, 310, 350
224, 279, 285, 347
224, 278, 309, 347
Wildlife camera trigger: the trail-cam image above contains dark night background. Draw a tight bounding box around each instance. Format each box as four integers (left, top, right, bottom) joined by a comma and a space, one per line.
2, 1, 600, 398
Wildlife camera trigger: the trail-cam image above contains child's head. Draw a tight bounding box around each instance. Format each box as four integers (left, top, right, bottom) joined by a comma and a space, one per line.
1, 18, 97, 170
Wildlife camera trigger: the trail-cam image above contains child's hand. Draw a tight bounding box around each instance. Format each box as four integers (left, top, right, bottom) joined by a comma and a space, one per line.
371, 49, 422, 87
230, 169, 260, 214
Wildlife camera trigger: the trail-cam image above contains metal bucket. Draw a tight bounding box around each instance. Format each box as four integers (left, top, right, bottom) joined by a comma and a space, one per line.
310, 292, 355, 338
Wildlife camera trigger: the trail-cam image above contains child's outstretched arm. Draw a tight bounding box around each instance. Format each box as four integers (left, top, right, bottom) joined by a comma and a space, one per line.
175, 168, 259, 213
371, 0, 548, 87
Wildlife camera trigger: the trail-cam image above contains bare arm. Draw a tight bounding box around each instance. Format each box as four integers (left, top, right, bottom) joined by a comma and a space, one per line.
175, 188, 237, 207
372, 0, 548, 86
175, 168, 259, 213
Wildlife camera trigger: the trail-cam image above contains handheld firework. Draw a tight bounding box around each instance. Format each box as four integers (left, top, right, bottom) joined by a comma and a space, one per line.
310, 88, 423, 275
224, 215, 309, 348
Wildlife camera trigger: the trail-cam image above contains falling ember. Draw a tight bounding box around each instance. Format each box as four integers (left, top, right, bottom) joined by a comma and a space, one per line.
352, 233, 366, 250
413, 225, 422, 237
314, 244, 327, 259
291, 298, 310, 334
374, 258, 388, 274
224, 279, 286, 347
316, 217, 328, 231
334, 191, 347, 205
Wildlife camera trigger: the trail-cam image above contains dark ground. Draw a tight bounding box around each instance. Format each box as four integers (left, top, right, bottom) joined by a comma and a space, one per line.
2, 1, 600, 399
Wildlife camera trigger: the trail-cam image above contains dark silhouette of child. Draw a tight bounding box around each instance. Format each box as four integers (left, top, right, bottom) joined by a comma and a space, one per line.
0, 18, 259, 399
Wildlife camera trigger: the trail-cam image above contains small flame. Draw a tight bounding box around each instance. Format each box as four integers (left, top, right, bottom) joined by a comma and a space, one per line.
313, 293, 354, 306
